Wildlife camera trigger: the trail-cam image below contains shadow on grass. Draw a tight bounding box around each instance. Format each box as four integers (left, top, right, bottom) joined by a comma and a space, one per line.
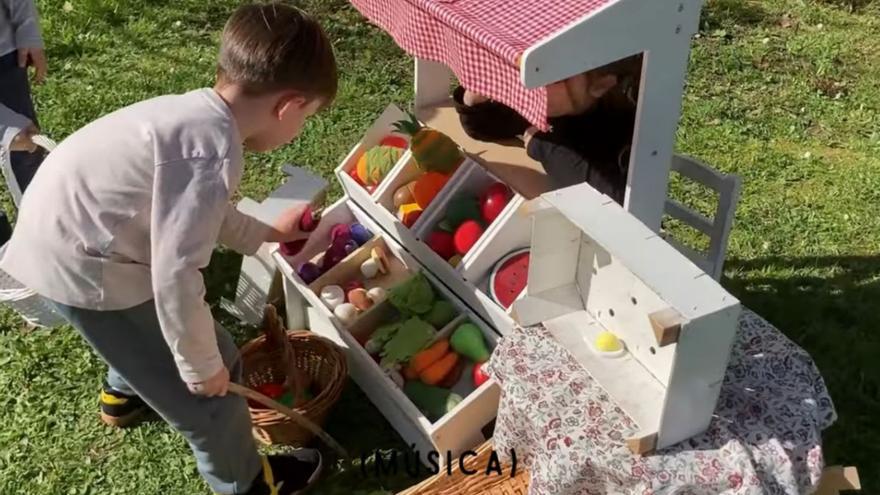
725, 255, 880, 491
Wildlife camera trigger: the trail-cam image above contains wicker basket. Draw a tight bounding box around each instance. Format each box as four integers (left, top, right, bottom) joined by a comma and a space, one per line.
398, 440, 530, 495
240, 308, 347, 446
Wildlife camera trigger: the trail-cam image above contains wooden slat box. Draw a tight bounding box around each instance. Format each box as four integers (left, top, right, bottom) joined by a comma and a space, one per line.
335, 104, 526, 336
512, 183, 742, 453
273, 198, 501, 467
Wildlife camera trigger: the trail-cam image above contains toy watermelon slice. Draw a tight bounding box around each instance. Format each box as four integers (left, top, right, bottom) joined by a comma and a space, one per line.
489, 249, 530, 310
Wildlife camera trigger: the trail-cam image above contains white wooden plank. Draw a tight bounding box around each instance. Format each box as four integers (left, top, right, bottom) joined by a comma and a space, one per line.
656, 305, 741, 449
520, 0, 702, 88
258, 166, 329, 223
665, 199, 713, 235
624, 35, 699, 232
410, 158, 479, 241
431, 380, 500, 459
580, 248, 677, 386
374, 150, 420, 211
512, 284, 583, 328
542, 184, 738, 320
671, 154, 731, 191
544, 310, 664, 435
335, 103, 410, 202
526, 208, 581, 294
461, 196, 530, 282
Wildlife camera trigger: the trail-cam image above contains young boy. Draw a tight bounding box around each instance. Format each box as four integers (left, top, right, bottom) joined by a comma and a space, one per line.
0, 4, 336, 494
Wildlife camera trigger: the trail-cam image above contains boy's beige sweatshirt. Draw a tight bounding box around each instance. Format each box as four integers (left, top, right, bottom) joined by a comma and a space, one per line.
0, 88, 271, 383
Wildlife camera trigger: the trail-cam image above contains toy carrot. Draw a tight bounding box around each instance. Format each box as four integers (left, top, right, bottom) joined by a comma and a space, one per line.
409, 339, 449, 374
420, 352, 459, 386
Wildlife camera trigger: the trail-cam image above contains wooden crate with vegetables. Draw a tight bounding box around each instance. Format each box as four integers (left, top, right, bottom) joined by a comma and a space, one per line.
278, 218, 501, 466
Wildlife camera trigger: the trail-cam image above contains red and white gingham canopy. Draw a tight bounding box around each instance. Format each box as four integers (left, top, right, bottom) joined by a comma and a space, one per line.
349, 0, 613, 130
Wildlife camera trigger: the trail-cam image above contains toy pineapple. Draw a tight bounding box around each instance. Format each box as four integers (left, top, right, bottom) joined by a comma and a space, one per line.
393, 112, 465, 174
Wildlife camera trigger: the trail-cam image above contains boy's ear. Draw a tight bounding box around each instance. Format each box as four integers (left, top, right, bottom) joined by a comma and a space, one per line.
275, 93, 308, 120
588, 74, 619, 99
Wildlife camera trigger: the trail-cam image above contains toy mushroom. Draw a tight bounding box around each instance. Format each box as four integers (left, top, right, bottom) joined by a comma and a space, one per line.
370, 246, 390, 274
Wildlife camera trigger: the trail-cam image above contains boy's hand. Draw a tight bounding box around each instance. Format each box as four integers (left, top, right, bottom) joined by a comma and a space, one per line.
267, 204, 312, 243
18, 47, 48, 84
187, 367, 230, 397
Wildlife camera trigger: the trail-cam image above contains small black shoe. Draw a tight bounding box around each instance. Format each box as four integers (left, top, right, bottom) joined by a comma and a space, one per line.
98, 382, 150, 428
245, 450, 323, 495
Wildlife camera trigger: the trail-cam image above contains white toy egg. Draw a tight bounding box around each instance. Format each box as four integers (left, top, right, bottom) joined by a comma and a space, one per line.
334, 303, 359, 325
360, 258, 380, 279
320, 285, 345, 310
367, 287, 387, 304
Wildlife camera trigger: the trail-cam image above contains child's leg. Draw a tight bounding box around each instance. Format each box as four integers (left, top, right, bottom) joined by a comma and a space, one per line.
0, 52, 37, 122
51, 300, 262, 495
0, 50, 43, 197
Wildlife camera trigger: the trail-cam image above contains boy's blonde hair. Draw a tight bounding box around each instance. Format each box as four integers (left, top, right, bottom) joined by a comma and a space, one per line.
217, 2, 338, 108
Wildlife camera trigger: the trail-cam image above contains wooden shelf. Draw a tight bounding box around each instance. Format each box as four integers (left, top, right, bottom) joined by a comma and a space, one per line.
416, 102, 550, 200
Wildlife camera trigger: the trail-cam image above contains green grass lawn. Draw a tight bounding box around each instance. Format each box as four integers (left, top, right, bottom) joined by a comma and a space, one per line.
0, 0, 878, 493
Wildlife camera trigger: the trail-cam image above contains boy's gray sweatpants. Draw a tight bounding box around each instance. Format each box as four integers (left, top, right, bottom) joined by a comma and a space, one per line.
51, 299, 262, 495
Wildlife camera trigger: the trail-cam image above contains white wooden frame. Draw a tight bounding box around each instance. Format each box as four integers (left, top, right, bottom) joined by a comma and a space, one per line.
273, 199, 501, 468
663, 155, 742, 281
513, 183, 741, 453
413, 0, 704, 233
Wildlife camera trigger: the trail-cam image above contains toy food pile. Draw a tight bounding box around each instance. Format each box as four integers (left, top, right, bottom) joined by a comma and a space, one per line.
425, 182, 513, 265
348, 135, 407, 194
295, 222, 375, 284
279, 204, 323, 258
390, 113, 466, 228
248, 382, 314, 409
355, 272, 493, 421
316, 245, 393, 326
402, 322, 492, 421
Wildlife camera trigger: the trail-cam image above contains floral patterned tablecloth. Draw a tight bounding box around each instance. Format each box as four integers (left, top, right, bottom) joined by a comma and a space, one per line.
485, 309, 836, 495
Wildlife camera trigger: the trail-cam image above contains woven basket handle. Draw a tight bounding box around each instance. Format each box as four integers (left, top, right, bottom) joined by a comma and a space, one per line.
228, 382, 349, 460
261, 305, 308, 400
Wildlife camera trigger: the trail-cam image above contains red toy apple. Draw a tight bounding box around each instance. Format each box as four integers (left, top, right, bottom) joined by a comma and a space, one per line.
480, 182, 512, 223
249, 382, 286, 408
380, 134, 409, 149
472, 363, 490, 387
426, 231, 456, 260
453, 220, 484, 256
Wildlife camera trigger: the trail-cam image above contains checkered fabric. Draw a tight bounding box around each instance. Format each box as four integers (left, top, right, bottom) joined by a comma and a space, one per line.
350, 0, 613, 130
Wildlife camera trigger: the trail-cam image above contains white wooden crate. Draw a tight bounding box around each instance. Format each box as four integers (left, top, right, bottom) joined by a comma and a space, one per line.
273, 199, 501, 467
512, 183, 741, 454
334, 104, 472, 252
458, 196, 534, 336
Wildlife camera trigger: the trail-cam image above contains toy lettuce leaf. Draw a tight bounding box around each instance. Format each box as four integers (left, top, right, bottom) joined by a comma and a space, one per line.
364, 321, 402, 354
387, 272, 435, 315
379, 317, 435, 369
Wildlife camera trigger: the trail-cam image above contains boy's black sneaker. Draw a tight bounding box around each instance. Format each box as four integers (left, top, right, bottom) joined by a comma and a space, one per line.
245, 450, 323, 495
99, 382, 150, 428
